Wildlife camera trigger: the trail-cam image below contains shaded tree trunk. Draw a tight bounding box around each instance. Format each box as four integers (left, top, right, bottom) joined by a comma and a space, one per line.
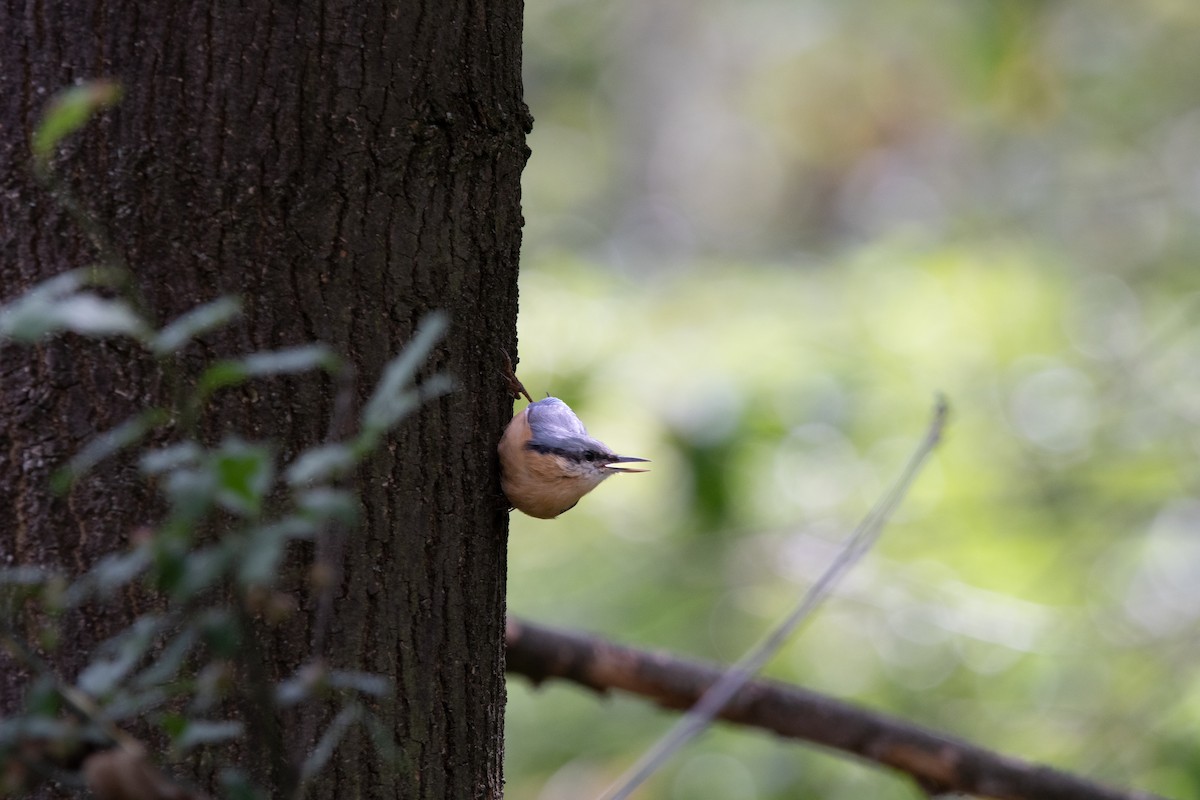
0, 1, 529, 797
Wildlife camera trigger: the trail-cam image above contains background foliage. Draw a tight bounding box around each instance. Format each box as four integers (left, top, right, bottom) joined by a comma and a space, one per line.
506, 2, 1200, 798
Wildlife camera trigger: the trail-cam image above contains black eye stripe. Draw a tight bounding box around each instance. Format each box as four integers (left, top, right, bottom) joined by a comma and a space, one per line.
526, 443, 572, 459
526, 443, 609, 463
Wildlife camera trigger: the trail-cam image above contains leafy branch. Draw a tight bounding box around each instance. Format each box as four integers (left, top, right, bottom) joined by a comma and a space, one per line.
0, 82, 452, 799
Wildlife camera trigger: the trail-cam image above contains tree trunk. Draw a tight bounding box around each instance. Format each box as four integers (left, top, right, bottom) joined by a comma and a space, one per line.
0, 2, 529, 797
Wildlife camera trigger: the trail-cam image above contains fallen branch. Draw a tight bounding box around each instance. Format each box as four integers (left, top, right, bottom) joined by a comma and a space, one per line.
505, 616, 1168, 800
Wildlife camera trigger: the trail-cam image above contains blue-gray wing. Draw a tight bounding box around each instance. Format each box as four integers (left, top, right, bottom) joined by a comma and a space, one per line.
526, 397, 589, 445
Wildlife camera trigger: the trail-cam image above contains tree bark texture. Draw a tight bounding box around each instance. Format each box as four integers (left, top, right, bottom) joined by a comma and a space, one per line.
1, 2, 530, 798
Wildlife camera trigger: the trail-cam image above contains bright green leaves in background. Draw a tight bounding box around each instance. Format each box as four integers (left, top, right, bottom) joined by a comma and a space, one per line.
508, 2, 1200, 790
506, 246, 1200, 799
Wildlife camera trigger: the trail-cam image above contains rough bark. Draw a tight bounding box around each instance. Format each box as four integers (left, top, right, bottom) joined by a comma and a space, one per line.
1, 2, 529, 798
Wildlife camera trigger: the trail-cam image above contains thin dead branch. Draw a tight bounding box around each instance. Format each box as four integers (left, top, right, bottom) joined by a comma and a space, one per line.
506, 616, 1168, 800
598, 396, 949, 799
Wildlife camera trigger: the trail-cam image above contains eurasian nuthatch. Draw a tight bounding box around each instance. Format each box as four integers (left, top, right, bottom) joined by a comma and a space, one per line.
499, 382, 649, 519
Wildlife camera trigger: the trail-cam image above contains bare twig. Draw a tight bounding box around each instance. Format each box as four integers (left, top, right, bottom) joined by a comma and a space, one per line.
505, 617, 1167, 800
596, 397, 949, 799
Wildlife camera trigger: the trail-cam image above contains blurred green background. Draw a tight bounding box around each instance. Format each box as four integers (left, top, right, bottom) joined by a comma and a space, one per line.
506, 1, 1200, 798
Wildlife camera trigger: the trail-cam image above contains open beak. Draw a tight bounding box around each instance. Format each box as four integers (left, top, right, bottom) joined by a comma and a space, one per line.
605, 455, 650, 473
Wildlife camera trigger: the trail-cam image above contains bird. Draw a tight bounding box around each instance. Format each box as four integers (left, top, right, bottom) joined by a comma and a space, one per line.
499, 359, 649, 519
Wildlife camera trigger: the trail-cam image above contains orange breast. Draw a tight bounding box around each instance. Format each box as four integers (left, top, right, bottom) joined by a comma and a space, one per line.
498, 406, 590, 519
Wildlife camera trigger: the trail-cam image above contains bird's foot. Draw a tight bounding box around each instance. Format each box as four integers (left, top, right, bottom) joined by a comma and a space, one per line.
501, 350, 533, 403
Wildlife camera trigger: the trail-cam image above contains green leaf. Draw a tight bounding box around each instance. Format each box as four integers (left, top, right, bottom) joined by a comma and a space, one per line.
301, 705, 361, 780
0, 566, 49, 587
0, 268, 126, 333
196, 345, 341, 405
196, 360, 250, 397
213, 439, 274, 517
52, 409, 169, 493
258, 515, 319, 540
0, 272, 81, 338
170, 544, 233, 601
236, 528, 286, 588
0, 265, 145, 343
173, 719, 244, 752
152, 536, 190, 594
363, 712, 401, 765
152, 296, 241, 356
101, 687, 170, 722
25, 676, 62, 716
190, 661, 231, 714
159, 712, 188, 739
273, 678, 309, 708
45, 293, 148, 338
235, 517, 317, 587
91, 549, 152, 591
161, 467, 217, 522
198, 609, 241, 658
64, 546, 152, 607
140, 441, 203, 475
0, 289, 147, 343
0, 567, 53, 615
327, 670, 390, 697
362, 312, 450, 434
76, 615, 163, 697
31, 80, 123, 171
284, 443, 357, 486
0, 716, 77, 748
361, 391, 420, 443
356, 372, 453, 453
219, 768, 266, 800
274, 663, 326, 708
296, 487, 358, 525
132, 626, 200, 689
241, 344, 340, 376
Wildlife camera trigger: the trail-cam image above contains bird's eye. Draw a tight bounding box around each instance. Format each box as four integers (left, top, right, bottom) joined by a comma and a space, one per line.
585, 450, 600, 462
